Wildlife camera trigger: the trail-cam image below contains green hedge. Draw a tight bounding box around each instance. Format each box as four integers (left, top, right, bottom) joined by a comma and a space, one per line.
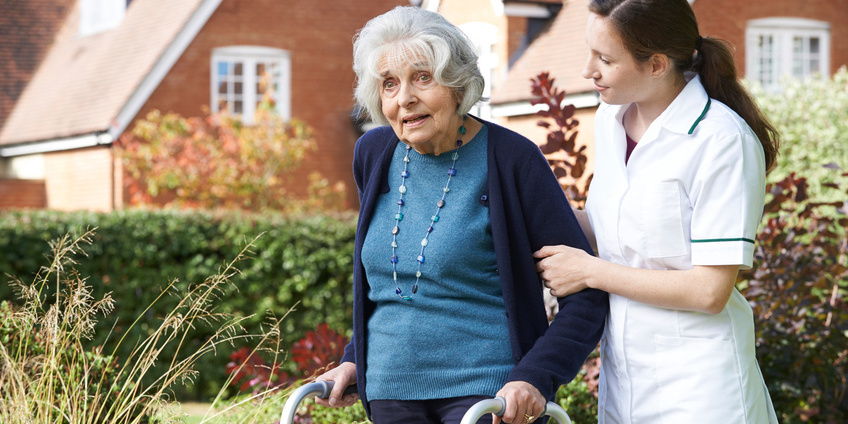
0, 209, 357, 400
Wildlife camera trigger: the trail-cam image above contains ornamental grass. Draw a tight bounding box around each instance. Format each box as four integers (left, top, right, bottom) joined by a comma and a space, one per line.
0, 228, 297, 424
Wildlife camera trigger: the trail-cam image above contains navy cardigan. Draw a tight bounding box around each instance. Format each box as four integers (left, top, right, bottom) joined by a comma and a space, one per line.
341, 117, 608, 415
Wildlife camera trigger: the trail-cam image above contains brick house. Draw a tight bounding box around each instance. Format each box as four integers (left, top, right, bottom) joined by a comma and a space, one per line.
432, 0, 848, 187
3, 0, 846, 211
0, 0, 408, 211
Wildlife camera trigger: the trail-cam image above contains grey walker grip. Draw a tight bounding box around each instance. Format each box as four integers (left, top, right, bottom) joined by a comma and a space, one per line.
280, 380, 357, 424
459, 396, 573, 424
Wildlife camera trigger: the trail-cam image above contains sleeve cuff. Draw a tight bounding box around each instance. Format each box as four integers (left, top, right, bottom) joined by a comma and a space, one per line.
691, 238, 755, 270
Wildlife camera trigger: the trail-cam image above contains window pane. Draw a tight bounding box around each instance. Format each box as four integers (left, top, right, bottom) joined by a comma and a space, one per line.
217, 61, 229, 77
793, 58, 804, 77
810, 37, 820, 54
793, 36, 803, 55
211, 49, 289, 122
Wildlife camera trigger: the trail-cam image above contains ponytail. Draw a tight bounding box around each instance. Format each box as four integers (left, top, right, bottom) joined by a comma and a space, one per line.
589, 0, 780, 172
694, 37, 780, 172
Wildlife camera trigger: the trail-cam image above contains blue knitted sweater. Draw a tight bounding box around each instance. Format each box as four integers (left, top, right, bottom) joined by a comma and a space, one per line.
361, 126, 513, 400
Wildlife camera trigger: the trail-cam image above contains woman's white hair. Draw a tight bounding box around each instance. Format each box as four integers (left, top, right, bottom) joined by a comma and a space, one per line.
353, 6, 485, 126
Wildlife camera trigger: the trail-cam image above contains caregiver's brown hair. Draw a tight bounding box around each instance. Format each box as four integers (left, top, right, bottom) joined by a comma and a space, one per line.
589, 0, 780, 171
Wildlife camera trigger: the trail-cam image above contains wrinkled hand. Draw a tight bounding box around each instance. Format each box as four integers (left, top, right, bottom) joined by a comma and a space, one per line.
533, 245, 595, 297
493, 381, 545, 424
313, 362, 358, 408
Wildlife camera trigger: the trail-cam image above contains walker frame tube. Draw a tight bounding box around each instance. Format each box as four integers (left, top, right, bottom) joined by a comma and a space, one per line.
280, 381, 573, 424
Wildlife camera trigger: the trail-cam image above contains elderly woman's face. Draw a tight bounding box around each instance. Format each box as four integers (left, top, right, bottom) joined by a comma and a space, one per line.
378, 53, 462, 155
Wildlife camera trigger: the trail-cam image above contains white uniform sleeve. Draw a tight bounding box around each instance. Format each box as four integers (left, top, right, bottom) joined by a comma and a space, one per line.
689, 132, 766, 269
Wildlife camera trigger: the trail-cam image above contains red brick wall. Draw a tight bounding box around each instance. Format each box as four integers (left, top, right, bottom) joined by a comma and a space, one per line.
692, 0, 848, 76
0, 179, 47, 209
135, 0, 408, 209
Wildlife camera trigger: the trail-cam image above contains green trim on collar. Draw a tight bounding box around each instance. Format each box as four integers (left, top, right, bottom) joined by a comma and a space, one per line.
691, 237, 755, 244
688, 98, 711, 134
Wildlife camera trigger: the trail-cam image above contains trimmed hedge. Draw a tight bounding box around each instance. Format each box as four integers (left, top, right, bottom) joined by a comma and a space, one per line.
0, 209, 357, 400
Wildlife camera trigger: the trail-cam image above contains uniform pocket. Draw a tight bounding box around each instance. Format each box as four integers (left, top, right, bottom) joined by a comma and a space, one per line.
643, 181, 687, 258
653, 335, 746, 423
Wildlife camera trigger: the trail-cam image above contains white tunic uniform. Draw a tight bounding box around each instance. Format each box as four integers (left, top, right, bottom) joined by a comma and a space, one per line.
586, 75, 778, 423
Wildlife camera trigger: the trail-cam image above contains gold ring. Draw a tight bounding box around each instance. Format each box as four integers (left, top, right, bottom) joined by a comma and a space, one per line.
524, 414, 535, 422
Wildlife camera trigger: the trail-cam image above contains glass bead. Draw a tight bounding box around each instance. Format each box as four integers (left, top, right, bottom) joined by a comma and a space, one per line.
427, 226, 434, 233
412, 284, 418, 294
399, 185, 406, 194
459, 125, 466, 135
453, 152, 459, 160
416, 271, 422, 278
401, 170, 409, 178
437, 199, 445, 208
403, 156, 410, 163
392, 226, 399, 235
398, 199, 405, 206
391, 241, 397, 248
421, 238, 428, 247
395, 213, 403, 221
417, 255, 425, 263
431, 215, 439, 222
390, 255, 398, 264
403, 295, 412, 301
448, 168, 456, 176
443, 187, 450, 193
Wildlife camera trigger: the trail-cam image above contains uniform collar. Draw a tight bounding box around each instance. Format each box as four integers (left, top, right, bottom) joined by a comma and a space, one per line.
661, 74, 711, 135
598, 73, 711, 136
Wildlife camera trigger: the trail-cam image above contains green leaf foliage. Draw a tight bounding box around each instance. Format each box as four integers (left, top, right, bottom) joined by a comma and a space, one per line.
751, 66, 848, 202
0, 209, 357, 401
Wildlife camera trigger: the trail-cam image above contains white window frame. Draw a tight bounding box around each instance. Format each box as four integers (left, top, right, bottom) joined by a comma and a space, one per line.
746, 17, 830, 90
210, 46, 291, 125
459, 22, 498, 119
79, 0, 126, 37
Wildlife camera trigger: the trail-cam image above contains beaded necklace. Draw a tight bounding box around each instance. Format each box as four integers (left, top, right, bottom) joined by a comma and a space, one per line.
390, 117, 467, 301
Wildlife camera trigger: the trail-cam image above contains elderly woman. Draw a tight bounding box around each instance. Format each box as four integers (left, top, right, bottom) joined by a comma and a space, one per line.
316, 6, 607, 424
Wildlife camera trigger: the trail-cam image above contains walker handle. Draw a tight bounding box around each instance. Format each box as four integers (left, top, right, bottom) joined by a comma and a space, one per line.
460, 396, 573, 424
279, 380, 358, 424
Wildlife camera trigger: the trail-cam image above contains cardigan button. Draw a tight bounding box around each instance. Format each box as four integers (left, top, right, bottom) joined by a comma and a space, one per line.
479, 194, 489, 206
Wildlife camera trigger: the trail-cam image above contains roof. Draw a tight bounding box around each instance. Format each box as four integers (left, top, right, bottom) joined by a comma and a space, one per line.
491, 0, 595, 104
0, 0, 215, 147
0, 0, 75, 132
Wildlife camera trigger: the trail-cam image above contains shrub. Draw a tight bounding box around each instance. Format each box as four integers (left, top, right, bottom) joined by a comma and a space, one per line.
117, 105, 347, 212
0, 209, 357, 400
0, 229, 290, 423
750, 67, 848, 202
738, 170, 848, 423
555, 355, 600, 423
531, 71, 591, 207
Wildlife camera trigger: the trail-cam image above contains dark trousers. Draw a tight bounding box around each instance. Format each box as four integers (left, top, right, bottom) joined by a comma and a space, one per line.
369, 395, 492, 424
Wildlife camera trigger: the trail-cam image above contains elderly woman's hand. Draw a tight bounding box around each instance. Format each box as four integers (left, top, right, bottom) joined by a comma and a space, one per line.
313, 362, 358, 408
533, 245, 597, 297
494, 381, 546, 424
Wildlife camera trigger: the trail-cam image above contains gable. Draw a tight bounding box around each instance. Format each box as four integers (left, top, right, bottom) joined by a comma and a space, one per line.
0, 0, 216, 151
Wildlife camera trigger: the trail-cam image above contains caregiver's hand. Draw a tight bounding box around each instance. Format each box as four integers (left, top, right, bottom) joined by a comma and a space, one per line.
534, 244, 598, 297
